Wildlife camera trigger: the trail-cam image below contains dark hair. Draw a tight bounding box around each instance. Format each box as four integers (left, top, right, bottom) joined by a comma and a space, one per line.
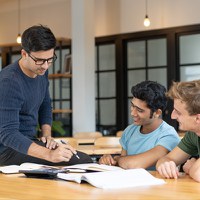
131, 80, 167, 114
21, 25, 56, 53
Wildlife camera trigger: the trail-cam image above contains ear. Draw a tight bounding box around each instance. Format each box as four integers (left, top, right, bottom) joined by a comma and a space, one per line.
195, 114, 200, 124
154, 109, 162, 118
21, 49, 27, 58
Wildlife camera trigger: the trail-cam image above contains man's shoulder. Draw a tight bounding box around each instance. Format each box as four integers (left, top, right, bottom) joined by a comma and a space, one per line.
0, 62, 19, 78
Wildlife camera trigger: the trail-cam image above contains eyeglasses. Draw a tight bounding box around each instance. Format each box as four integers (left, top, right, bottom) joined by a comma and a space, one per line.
28, 53, 57, 65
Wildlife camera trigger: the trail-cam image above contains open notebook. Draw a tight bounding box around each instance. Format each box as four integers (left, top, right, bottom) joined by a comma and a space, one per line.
0, 163, 121, 174
57, 168, 165, 189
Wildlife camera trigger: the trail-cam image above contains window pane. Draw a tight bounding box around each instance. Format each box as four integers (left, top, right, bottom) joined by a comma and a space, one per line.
61, 79, 70, 99
51, 49, 70, 74
55, 79, 60, 98
128, 70, 146, 96
11, 54, 21, 63
99, 44, 115, 70
180, 34, 200, 64
127, 41, 145, 68
148, 68, 167, 88
148, 38, 167, 67
180, 66, 200, 81
99, 72, 116, 97
100, 99, 116, 125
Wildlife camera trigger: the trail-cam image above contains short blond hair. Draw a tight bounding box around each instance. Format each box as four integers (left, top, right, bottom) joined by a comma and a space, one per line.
167, 80, 200, 115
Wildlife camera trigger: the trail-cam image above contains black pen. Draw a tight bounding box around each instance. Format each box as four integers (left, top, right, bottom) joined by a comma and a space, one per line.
60, 140, 80, 159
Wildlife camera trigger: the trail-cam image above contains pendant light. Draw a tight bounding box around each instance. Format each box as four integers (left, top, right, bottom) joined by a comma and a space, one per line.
16, 0, 21, 44
144, 0, 150, 27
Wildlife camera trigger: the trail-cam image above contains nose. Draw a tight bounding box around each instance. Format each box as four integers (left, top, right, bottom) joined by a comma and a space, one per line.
171, 109, 177, 119
131, 107, 137, 116
41, 61, 49, 70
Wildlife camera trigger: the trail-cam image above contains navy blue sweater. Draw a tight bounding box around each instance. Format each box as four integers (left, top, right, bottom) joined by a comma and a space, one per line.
0, 61, 52, 154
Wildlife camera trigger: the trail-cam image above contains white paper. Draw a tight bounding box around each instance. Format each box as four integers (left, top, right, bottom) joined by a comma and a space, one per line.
0, 163, 53, 174
63, 163, 122, 172
57, 168, 165, 189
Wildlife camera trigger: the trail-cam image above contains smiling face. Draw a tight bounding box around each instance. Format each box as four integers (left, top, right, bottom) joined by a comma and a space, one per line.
171, 99, 199, 134
130, 97, 159, 127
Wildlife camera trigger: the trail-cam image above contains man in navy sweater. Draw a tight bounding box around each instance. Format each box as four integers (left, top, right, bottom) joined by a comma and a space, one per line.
0, 25, 92, 166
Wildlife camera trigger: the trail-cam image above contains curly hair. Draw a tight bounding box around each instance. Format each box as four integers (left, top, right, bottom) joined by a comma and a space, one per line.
131, 80, 167, 116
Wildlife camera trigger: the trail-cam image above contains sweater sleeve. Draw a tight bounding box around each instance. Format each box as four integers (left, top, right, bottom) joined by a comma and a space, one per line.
0, 77, 32, 154
38, 72, 52, 127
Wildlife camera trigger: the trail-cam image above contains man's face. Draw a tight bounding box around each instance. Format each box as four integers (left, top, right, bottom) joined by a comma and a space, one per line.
130, 97, 155, 126
171, 99, 197, 133
21, 49, 55, 78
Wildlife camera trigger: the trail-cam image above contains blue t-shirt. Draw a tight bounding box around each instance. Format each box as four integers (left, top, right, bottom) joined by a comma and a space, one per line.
120, 121, 180, 170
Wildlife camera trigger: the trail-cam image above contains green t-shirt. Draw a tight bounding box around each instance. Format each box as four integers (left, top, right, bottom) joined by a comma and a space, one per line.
178, 131, 200, 157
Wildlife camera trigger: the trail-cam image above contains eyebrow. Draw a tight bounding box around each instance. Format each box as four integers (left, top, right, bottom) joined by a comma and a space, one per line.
174, 107, 181, 114
130, 101, 145, 112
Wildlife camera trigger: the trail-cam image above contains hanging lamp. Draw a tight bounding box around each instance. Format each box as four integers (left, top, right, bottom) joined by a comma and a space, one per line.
143, 0, 150, 27
16, 0, 21, 44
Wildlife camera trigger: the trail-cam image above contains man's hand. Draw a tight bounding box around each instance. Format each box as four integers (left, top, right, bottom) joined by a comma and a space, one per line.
156, 160, 179, 179
28, 141, 78, 163
182, 157, 197, 174
99, 154, 117, 166
48, 143, 77, 162
40, 136, 58, 149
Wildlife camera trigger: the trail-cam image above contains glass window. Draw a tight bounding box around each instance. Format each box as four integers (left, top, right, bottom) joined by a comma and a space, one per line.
148, 38, 167, 67
127, 41, 145, 69
99, 44, 115, 70
99, 99, 116, 125
180, 34, 200, 65
11, 54, 21, 63
180, 66, 200, 81
148, 68, 167, 88
128, 70, 146, 96
99, 72, 116, 97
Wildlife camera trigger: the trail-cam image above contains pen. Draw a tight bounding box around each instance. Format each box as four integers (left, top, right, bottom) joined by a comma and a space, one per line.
60, 140, 80, 159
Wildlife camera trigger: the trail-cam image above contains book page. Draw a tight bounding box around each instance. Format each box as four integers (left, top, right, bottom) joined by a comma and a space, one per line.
63, 163, 122, 172
82, 168, 165, 189
57, 168, 165, 189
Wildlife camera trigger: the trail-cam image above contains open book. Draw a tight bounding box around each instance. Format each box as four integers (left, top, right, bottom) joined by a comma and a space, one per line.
57, 168, 165, 189
0, 162, 120, 174
63, 163, 122, 172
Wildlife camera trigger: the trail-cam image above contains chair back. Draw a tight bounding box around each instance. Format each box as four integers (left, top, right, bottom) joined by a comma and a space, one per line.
74, 131, 103, 139
116, 130, 123, 137
54, 137, 78, 148
94, 137, 121, 147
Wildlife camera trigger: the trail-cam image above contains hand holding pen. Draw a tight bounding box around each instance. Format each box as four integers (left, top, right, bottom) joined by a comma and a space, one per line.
60, 140, 80, 159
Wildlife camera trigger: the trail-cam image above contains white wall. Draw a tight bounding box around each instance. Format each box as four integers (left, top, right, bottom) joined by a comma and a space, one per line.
1, 0, 200, 44
0, 0, 71, 45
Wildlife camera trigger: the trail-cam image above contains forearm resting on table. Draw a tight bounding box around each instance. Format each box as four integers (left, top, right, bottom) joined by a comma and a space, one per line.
188, 159, 200, 182
117, 155, 151, 169
27, 142, 51, 161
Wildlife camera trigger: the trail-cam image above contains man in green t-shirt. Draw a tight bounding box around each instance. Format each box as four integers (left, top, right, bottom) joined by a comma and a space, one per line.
156, 80, 200, 182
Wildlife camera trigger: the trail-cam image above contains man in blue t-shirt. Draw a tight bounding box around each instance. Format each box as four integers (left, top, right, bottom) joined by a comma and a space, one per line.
99, 80, 180, 170
0, 25, 92, 166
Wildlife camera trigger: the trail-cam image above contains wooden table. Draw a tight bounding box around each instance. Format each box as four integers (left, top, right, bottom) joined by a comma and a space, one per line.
0, 171, 199, 199
77, 145, 122, 155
